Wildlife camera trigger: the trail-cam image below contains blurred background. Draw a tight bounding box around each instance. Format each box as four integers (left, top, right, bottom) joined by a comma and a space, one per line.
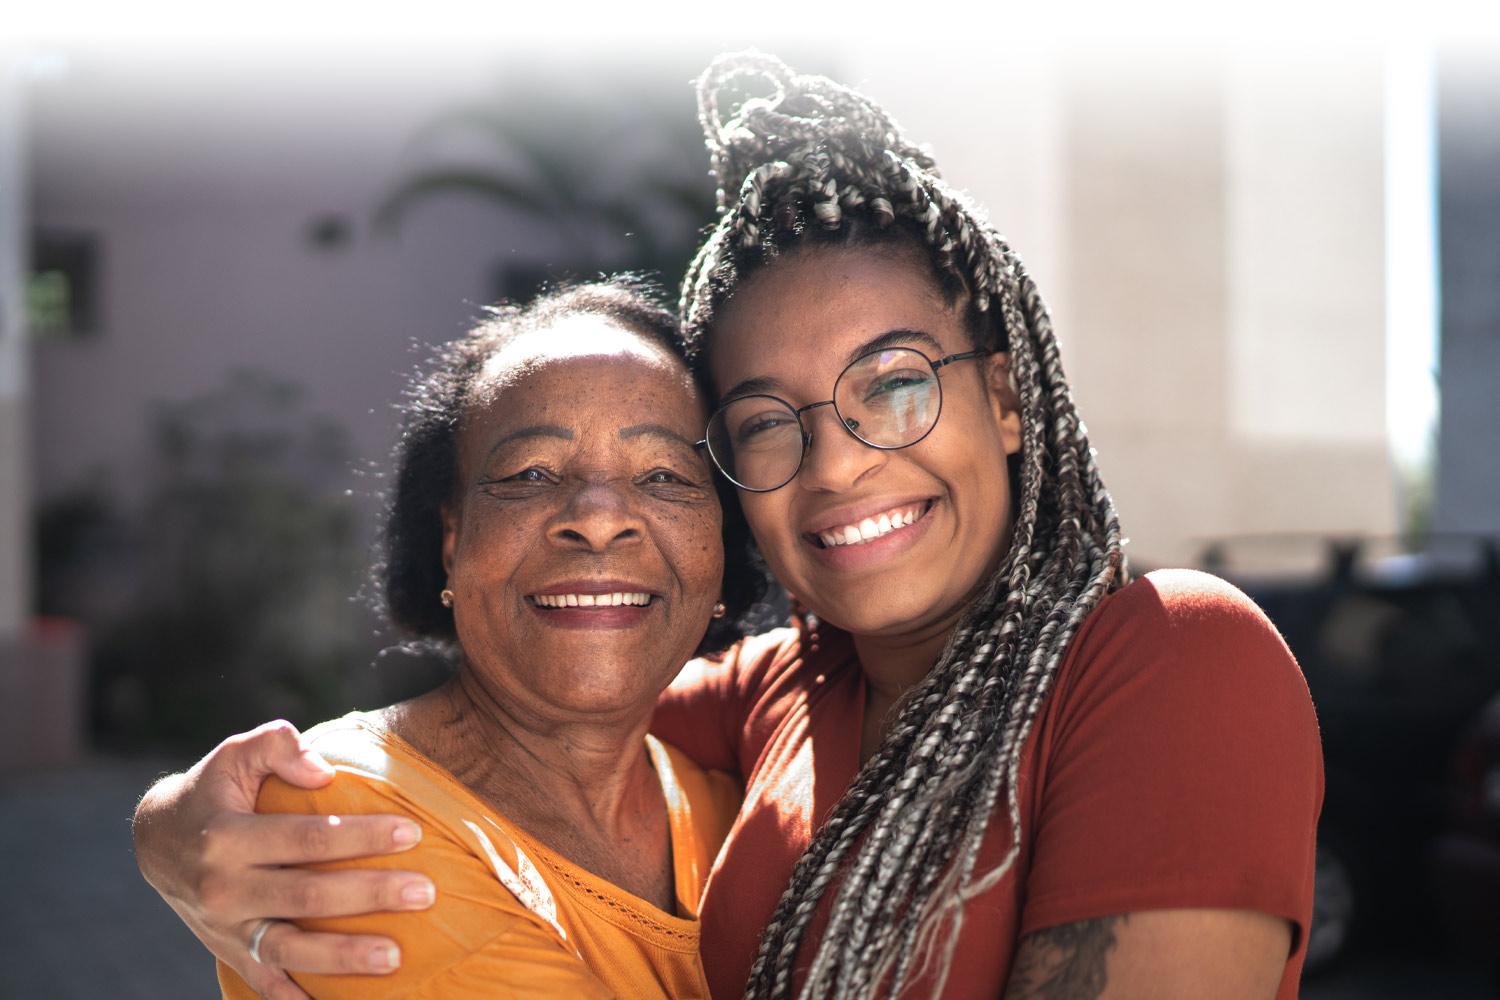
1, 7, 1498, 997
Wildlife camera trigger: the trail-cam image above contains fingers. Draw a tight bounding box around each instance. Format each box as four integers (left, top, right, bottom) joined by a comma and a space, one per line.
251, 920, 402, 976
233, 720, 337, 793
203, 812, 423, 868
237, 961, 314, 1000
257, 867, 436, 920
201, 863, 435, 923
262, 976, 316, 1000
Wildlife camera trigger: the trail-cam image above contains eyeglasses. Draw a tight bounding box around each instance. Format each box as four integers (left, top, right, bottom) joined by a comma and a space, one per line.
699, 346, 988, 492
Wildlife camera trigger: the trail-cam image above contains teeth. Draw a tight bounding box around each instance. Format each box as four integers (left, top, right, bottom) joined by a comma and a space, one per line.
816, 504, 928, 548
533, 592, 651, 608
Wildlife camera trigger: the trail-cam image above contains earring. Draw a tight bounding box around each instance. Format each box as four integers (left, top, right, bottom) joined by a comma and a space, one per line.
712, 602, 726, 619
440, 588, 455, 608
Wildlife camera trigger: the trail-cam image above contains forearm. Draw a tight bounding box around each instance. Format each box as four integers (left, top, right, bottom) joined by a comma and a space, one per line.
1004, 910, 1288, 1000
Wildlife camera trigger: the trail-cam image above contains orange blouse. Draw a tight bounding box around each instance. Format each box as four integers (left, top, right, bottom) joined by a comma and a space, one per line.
218, 713, 741, 1000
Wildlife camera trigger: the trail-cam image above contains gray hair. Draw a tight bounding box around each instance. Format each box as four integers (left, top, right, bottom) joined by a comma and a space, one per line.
678, 52, 1128, 999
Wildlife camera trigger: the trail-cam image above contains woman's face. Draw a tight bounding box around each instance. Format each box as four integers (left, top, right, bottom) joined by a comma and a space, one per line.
442, 315, 723, 721
709, 247, 1022, 639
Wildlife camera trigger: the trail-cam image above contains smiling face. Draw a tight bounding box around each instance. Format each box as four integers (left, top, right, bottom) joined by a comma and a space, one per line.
708, 246, 1023, 639
441, 316, 723, 722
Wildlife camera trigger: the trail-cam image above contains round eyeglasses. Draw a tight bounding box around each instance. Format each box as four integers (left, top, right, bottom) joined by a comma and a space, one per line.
700, 346, 989, 492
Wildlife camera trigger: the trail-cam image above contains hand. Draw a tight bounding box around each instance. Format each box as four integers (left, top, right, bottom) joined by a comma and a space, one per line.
133, 720, 437, 1000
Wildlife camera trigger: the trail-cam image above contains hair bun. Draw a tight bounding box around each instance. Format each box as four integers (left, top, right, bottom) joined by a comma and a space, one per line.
696, 51, 939, 214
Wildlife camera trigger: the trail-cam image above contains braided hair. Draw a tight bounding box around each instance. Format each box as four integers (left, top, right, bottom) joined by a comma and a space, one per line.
678, 53, 1128, 999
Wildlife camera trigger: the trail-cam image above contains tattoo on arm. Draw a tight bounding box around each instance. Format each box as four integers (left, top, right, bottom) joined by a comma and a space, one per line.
1003, 915, 1127, 1000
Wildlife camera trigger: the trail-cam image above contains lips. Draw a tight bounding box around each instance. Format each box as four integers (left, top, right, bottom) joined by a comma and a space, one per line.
806, 499, 935, 549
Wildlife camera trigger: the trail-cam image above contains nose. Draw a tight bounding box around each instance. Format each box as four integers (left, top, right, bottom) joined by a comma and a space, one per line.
547, 480, 644, 551
796, 404, 885, 493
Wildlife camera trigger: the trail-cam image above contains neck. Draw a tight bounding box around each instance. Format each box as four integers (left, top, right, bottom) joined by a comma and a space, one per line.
394, 670, 659, 840
853, 545, 1010, 722
850, 592, 973, 704
852, 623, 952, 707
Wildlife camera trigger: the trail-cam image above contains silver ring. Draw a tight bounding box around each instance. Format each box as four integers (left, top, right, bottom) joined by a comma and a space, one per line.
247, 918, 277, 965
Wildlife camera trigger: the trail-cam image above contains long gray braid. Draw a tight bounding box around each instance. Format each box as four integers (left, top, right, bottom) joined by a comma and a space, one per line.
679, 53, 1128, 1000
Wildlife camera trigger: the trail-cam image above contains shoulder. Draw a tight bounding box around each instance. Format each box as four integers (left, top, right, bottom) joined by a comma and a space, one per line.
671, 620, 854, 710
297, 712, 395, 773
1087, 568, 1283, 641
1047, 569, 1317, 748
670, 626, 803, 695
1069, 568, 1299, 681
652, 737, 743, 833
257, 712, 471, 827
1020, 570, 1324, 950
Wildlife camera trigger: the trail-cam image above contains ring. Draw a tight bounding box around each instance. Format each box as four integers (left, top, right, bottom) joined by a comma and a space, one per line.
247, 918, 277, 965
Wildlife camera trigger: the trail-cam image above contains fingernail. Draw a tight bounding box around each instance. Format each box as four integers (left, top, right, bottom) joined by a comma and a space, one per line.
401, 880, 435, 907
392, 821, 422, 847
369, 943, 401, 972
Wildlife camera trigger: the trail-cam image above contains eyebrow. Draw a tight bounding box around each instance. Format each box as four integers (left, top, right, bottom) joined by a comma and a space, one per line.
620, 423, 701, 450
483, 424, 573, 462
720, 328, 947, 402
843, 328, 945, 366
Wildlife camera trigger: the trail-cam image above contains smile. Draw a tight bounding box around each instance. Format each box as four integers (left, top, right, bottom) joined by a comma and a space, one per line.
528, 592, 654, 608
811, 500, 934, 549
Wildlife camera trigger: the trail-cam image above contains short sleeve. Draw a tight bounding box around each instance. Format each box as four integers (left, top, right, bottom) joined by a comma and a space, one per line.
216, 770, 611, 1000
651, 627, 801, 775
1019, 570, 1324, 952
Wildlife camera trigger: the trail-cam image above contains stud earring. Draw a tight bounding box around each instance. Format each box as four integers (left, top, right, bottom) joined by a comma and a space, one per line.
712, 602, 727, 619
440, 588, 455, 608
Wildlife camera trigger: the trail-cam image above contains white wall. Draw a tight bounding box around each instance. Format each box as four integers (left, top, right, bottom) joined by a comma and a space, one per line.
29, 41, 1412, 574
854, 43, 1398, 568
27, 49, 575, 515
1435, 53, 1500, 537
1, 52, 31, 638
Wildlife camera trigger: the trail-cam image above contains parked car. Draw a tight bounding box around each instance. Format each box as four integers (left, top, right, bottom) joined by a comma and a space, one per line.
1428, 690, 1500, 985
1198, 535, 1500, 975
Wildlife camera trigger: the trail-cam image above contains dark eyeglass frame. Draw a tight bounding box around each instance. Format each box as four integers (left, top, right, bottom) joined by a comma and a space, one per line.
695, 347, 990, 493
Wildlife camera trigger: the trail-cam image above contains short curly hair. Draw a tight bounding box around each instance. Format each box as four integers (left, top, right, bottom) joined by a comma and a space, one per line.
377, 275, 767, 655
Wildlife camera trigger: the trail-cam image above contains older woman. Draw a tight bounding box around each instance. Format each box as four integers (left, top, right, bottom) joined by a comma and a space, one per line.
137, 54, 1321, 1000
203, 279, 759, 999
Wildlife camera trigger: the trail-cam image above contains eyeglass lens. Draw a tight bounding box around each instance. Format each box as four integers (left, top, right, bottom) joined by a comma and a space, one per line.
705, 347, 943, 491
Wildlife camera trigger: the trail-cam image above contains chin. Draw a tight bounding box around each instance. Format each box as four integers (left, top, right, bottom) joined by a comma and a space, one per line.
804, 589, 944, 637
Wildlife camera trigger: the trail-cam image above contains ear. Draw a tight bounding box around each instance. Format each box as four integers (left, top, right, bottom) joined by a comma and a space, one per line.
982, 352, 1023, 456
441, 501, 459, 579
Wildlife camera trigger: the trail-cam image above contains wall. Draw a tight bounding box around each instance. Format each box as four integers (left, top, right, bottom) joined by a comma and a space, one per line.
853, 43, 1397, 569
1435, 53, 1500, 537
1, 52, 30, 638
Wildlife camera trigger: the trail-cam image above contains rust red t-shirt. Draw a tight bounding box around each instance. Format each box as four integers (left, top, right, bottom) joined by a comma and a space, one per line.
651, 569, 1324, 999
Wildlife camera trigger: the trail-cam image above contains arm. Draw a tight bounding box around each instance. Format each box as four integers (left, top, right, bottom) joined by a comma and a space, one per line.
651, 653, 746, 773
219, 764, 614, 1000
1004, 910, 1288, 1000
651, 626, 801, 774
1016, 571, 1323, 997
133, 721, 439, 1000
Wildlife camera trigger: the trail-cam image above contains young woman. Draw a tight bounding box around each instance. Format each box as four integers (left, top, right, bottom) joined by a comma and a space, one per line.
134, 53, 1322, 1000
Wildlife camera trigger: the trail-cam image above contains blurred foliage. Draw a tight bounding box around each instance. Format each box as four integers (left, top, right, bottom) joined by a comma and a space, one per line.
38, 370, 383, 754
373, 69, 716, 301
1398, 451, 1438, 547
